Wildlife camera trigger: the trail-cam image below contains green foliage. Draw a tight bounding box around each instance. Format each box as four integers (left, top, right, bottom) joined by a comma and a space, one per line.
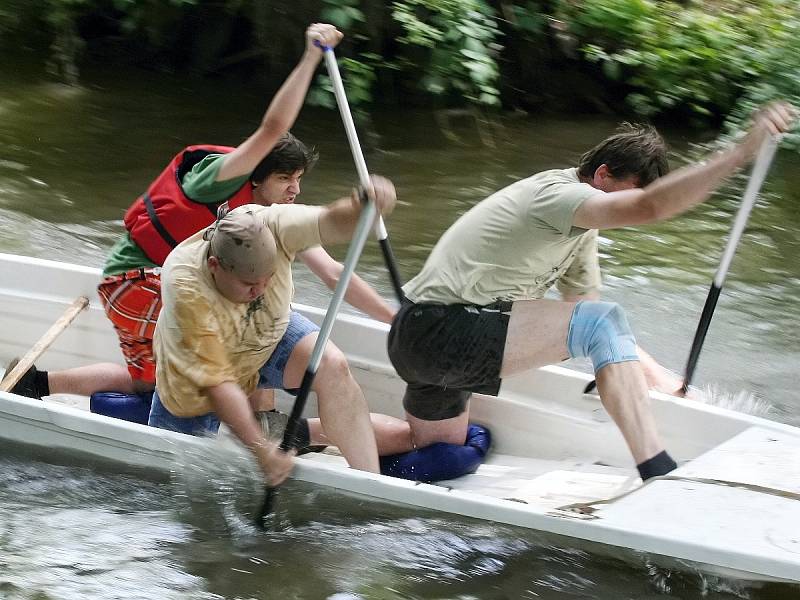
308, 56, 379, 110
320, 0, 365, 31
392, 0, 502, 107
721, 14, 800, 150
308, 0, 383, 114
507, 1, 548, 39
558, 0, 800, 131
7, 0, 798, 149
309, 0, 503, 111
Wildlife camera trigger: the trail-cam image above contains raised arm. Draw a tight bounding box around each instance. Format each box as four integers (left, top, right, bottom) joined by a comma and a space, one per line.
299, 246, 397, 323
574, 102, 796, 230
215, 23, 343, 183
318, 175, 397, 245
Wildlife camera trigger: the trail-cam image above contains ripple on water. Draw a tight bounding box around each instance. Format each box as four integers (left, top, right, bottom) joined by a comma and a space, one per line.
0, 452, 211, 600
2, 448, 799, 599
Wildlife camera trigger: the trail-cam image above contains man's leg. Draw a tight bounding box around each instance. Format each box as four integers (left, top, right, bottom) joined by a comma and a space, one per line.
307, 413, 413, 456
282, 333, 379, 472
256, 311, 412, 460
48, 363, 136, 396
388, 301, 508, 450
405, 408, 470, 449
8, 354, 143, 400
96, 272, 161, 395
593, 362, 663, 463
504, 299, 673, 475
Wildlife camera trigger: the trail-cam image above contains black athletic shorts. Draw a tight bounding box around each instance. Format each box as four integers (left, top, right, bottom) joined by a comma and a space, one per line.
387, 299, 512, 421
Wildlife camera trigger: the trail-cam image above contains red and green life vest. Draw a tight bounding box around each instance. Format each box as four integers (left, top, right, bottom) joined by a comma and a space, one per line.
123, 144, 254, 265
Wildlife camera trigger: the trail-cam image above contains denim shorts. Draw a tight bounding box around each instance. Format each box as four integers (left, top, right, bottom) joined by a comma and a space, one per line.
258, 310, 319, 393
148, 310, 319, 436
148, 387, 221, 436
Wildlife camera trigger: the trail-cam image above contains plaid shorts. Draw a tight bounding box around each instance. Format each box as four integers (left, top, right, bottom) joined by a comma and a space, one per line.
97, 268, 162, 384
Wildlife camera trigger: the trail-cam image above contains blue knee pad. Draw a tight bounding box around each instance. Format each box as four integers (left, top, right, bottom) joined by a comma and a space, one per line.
90, 391, 153, 425
567, 301, 639, 372
380, 424, 491, 482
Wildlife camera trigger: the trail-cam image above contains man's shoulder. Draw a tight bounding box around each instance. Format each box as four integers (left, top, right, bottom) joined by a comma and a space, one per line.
260, 203, 321, 218
501, 168, 580, 196
529, 167, 581, 186
162, 233, 207, 281
260, 203, 324, 232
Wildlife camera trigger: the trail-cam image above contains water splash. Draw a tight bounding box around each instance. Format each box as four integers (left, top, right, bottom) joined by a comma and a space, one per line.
696, 384, 778, 419
644, 558, 756, 599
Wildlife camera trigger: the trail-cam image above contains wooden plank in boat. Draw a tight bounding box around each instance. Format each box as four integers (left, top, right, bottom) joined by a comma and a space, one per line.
505, 469, 638, 510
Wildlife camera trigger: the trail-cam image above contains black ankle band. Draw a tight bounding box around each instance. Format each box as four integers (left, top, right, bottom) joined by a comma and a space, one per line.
35, 370, 50, 398
637, 450, 677, 481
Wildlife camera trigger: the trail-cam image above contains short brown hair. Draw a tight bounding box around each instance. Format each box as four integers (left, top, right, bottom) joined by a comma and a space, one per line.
250, 132, 319, 184
578, 123, 669, 187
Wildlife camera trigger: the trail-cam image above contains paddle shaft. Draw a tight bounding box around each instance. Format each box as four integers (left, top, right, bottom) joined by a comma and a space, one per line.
682, 136, 779, 392
1, 296, 89, 393
320, 46, 405, 302
256, 184, 380, 526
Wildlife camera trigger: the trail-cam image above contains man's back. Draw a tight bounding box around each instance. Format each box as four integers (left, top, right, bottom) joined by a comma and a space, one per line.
404, 168, 601, 305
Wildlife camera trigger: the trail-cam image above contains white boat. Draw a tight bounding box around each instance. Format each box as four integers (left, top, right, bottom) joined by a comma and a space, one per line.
1, 251, 798, 584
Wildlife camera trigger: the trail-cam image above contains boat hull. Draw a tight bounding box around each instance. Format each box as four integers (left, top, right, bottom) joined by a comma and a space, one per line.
1, 252, 798, 584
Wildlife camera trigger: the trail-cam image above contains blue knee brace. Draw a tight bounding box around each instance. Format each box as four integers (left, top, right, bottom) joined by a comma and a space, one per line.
380, 424, 491, 482
567, 301, 638, 372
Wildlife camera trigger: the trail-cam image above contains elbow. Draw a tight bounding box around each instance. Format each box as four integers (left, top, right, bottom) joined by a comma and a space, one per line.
259, 118, 291, 141
322, 273, 339, 289
316, 266, 341, 289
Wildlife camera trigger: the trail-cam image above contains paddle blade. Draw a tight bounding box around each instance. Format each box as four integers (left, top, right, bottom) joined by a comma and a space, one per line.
255, 486, 278, 529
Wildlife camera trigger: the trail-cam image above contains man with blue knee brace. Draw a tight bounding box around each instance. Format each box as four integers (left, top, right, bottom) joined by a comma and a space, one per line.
388, 102, 795, 480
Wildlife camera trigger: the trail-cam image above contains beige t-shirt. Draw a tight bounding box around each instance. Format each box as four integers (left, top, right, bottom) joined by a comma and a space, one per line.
154, 203, 323, 417
404, 168, 602, 305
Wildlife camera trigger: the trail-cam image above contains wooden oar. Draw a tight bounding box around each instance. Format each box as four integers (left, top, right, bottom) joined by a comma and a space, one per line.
1, 296, 89, 393
319, 43, 405, 302
681, 135, 779, 392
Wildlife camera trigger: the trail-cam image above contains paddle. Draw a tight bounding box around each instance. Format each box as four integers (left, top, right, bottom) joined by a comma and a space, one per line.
681, 135, 780, 393
255, 48, 389, 528
1, 296, 89, 393
318, 43, 405, 302
255, 190, 380, 528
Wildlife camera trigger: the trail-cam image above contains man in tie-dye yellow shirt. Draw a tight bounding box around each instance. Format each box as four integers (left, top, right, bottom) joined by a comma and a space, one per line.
150, 178, 413, 484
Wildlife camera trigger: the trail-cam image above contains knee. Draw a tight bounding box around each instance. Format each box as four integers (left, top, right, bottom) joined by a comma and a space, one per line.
567, 301, 638, 372
373, 416, 413, 451
316, 345, 353, 383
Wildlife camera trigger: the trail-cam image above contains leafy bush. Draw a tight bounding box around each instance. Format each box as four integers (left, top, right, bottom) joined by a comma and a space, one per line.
721, 12, 800, 150
392, 0, 502, 107
557, 0, 800, 130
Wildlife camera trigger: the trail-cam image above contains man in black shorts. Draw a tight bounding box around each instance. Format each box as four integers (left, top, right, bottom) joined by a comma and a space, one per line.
388, 102, 794, 481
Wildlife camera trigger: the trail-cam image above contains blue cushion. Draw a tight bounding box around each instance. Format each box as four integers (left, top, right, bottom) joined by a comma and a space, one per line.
380, 423, 491, 482
90, 391, 153, 425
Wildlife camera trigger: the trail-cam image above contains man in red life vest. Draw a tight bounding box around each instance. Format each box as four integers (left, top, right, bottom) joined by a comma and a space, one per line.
9, 23, 396, 403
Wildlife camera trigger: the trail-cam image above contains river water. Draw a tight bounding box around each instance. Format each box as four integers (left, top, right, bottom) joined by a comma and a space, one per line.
1, 61, 798, 599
